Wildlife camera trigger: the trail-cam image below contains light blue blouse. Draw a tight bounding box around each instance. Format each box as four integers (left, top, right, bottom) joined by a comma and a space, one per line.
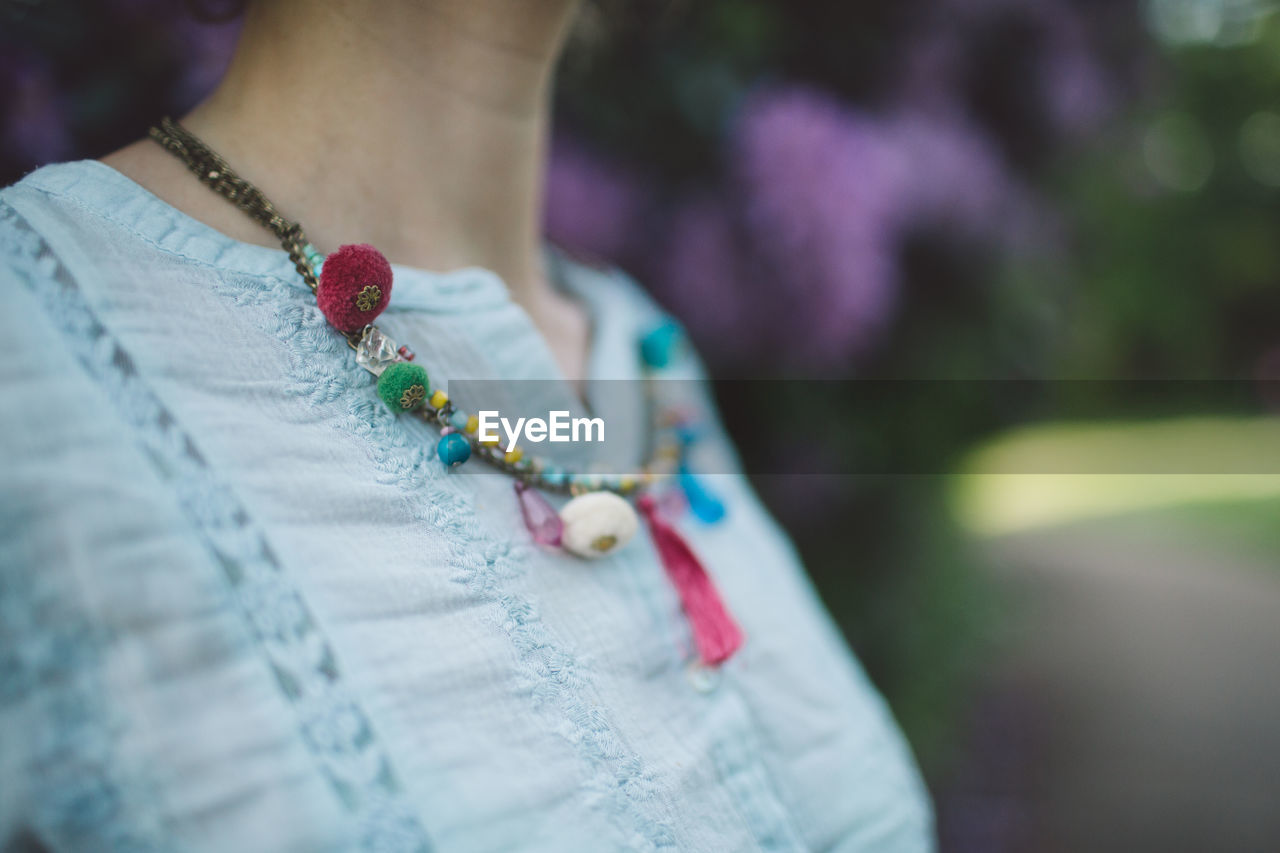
0, 161, 932, 852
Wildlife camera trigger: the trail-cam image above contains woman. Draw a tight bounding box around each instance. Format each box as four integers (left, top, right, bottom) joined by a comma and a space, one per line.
0, 1, 932, 849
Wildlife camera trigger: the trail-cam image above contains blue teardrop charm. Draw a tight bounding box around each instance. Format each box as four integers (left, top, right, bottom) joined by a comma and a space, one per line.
678, 465, 726, 524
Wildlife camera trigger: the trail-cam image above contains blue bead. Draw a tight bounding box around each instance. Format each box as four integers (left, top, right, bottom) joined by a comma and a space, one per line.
449, 409, 470, 431
640, 319, 682, 369
676, 422, 704, 446
679, 466, 726, 524
542, 467, 567, 487
437, 432, 471, 467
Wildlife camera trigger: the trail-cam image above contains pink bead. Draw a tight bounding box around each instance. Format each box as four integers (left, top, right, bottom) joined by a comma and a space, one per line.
658, 487, 688, 519
515, 481, 563, 547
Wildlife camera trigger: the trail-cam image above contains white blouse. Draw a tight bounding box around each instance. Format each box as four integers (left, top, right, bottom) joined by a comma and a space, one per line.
0, 160, 932, 852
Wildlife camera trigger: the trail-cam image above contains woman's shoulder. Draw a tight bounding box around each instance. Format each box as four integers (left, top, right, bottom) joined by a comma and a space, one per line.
0, 164, 90, 327
552, 246, 663, 317
0, 162, 172, 461
1, 160, 136, 284
1, 159, 119, 220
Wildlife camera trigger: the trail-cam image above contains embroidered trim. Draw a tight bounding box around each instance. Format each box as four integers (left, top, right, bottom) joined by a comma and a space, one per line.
3, 184, 680, 849
1, 200, 432, 853
0, 526, 170, 850
209, 237, 680, 851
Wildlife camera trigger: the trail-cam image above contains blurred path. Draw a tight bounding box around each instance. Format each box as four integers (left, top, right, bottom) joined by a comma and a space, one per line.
980, 522, 1280, 853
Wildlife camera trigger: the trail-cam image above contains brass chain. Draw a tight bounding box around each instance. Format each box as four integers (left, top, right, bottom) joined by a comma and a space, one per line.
149, 117, 319, 293
147, 116, 671, 495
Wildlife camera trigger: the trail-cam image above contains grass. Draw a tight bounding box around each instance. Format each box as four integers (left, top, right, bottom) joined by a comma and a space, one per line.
949, 416, 1280, 561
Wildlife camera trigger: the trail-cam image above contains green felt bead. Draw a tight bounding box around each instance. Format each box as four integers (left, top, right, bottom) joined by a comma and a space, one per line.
377, 362, 430, 411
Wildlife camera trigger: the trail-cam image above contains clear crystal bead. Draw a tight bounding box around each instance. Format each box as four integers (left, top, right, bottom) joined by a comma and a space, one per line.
355, 326, 400, 375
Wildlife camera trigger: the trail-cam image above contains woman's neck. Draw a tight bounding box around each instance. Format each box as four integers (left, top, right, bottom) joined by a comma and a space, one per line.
184, 0, 580, 294
105, 0, 593, 379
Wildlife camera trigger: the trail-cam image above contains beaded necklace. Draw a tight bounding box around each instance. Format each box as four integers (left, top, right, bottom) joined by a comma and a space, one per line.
149, 117, 743, 665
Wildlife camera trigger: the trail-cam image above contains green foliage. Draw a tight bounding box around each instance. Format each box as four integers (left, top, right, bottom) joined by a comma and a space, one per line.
1051, 16, 1280, 380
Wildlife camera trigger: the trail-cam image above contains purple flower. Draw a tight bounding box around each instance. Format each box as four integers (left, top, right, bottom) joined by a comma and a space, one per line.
894, 30, 968, 114
544, 135, 650, 264
170, 12, 244, 108
1, 55, 74, 166
731, 85, 911, 366
650, 192, 757, 364
663, 83, 1039, 371
906, 0, 1115, 138
1036, 14, 1113, 137
887, 110, 1017, 235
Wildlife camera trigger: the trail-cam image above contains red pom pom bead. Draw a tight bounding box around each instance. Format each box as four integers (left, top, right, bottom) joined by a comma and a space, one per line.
316, 244, 393, 333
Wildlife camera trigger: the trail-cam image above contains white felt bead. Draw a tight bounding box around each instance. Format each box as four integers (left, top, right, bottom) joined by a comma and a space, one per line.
559, 491, 639, 558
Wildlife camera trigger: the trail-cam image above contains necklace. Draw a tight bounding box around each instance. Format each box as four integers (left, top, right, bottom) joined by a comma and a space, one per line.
149, 117, 743, 665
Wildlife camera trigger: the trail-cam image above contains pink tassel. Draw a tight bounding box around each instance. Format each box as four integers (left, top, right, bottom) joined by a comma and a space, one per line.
638, 496, 744, 665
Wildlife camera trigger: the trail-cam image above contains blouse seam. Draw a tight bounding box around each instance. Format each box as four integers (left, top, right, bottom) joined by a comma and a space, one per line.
7, 165, 519, 313
7, 181, 305, 290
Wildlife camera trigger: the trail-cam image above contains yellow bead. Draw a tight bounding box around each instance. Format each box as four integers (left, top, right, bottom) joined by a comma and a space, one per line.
480, 436, 500, 447
504, 447, 524, 464
429, 390, 449, 409
618, 476, 636, 493
465, 416, 479, 434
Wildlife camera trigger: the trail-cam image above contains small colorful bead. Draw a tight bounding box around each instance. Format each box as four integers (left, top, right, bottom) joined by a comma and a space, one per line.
376, 362, 429, 412
429, 390, 449, 409
449, 409, 470, 431
303, 243, 324, 273
437, 432, 471, 467
465, 415, 479, 434
504, 447, 524, 464
515, 481, 564, 546
640, 319, 682, 369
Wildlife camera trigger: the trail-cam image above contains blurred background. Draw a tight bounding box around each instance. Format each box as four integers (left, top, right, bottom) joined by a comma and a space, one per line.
4, 1, 1279, 850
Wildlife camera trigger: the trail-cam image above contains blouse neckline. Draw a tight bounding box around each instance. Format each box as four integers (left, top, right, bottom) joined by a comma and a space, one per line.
15, 158, 649, 388
23, 158, 539, 315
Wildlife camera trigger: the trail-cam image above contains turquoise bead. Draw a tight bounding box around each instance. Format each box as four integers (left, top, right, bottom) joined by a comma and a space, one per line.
303, 243, 324, 273
449, 409, 470, 431
639, 319, 682, 369
678, 465, 726, 524
437, 432, 471, 467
